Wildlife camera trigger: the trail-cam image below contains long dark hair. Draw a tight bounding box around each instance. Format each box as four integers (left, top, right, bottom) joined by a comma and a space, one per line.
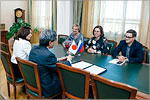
93, 25, 104, 37
15, 26, 31, 40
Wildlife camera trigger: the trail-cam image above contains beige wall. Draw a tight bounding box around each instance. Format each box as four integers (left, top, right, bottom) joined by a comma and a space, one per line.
0, 0, 28, 30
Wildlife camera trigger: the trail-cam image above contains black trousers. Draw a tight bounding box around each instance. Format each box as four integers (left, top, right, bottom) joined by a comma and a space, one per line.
11, 63, 22, 78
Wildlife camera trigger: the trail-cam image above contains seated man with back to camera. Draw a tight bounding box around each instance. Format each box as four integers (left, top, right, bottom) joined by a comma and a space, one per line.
112, 29, 144, 63
29, 29, 72, 98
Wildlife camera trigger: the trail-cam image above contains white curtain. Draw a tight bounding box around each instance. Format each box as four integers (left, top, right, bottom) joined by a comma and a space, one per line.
138, 0, 150, 48
32, 0, 52, 31
94, 1, 142, 43
57, 0, 73, 35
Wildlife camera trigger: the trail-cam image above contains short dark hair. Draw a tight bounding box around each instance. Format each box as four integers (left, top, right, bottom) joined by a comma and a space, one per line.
93, 25, 104, 37
15, 26, 31, 40
126, 29, 137, 37
39, 29, 57, 47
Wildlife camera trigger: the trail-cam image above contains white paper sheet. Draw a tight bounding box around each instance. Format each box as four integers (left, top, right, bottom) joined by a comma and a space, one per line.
109, 59, 125, 66
84, 65, 106, 75
71, 61, 93, 69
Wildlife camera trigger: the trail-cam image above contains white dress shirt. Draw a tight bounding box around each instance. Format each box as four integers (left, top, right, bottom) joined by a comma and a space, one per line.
11, 38, 31, 64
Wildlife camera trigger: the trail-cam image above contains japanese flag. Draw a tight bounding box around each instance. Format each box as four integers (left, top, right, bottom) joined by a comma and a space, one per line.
68, 40, 78, 55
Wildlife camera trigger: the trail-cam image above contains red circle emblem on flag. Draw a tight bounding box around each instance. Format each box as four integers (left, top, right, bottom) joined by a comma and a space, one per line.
72, 45, 77, 50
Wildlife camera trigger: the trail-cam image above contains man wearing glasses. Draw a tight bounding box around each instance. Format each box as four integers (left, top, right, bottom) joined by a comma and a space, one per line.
112, 29, 144, 63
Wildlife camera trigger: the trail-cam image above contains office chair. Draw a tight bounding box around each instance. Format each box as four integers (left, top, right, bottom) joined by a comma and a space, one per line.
91, 74, 137, 99
0, 50, 24, 99
0, 42, 11, 56
58, 34, 68, 44
143, 49, 150, 64
16, 57, 61, 99
56, 63, 90, 99
107, 40, 117, 55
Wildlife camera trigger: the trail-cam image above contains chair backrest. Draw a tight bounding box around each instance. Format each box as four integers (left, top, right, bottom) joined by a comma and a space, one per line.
16, 57, 42, 98
142, 46, 148, 63
58, 34, 69, 44
142, 45, 148, 50
56, 63, 90, 99
107, 40, 117, 55
0, 50, 16, 83
91, 74, 137, 99
84, 37, 90, 47
143, 49, 150, 64
145, 49, 150, 64
0, 42, 11, 56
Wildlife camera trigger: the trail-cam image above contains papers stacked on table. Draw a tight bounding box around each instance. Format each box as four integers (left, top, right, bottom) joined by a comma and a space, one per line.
72, 61, 106, 75
72, 61, 92, 69
84, 65, 106, 75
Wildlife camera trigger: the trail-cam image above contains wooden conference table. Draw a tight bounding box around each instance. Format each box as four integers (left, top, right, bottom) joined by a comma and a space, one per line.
50, 44, 150, 99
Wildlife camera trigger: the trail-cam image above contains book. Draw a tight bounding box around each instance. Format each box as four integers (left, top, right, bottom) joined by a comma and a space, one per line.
71, 61, 93, 69
84, 65, 106, 75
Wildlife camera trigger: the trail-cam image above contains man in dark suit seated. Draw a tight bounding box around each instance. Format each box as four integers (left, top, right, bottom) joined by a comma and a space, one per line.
112, 29, 144, 63
29, 29, 72, 98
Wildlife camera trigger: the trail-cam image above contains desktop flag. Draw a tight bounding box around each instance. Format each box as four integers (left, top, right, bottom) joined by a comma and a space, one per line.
77, 40, 84, 53
68, 40, 78, 55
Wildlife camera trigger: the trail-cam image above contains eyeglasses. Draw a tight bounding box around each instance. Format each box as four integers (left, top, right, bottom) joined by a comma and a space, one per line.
125, 36, 133, 38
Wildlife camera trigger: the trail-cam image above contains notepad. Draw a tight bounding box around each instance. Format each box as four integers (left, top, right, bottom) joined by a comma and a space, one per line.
109, 59, 125, 66
84, 65, 106, 75
71, 61, 93, 69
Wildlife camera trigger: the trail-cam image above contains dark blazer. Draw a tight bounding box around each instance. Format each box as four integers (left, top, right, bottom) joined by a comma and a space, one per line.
29, 45, 71, 98
112, 40, 144, 63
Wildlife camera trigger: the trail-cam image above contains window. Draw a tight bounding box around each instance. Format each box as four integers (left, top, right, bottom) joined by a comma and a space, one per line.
94, 1, 142, 41
32, 1, 52, 31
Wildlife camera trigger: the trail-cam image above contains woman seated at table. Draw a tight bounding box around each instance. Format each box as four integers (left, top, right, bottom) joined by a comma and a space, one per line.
11, 26, 32, 93
63, 24, 84, 50
11, 26, 32, 79
85, 25, 108, 54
